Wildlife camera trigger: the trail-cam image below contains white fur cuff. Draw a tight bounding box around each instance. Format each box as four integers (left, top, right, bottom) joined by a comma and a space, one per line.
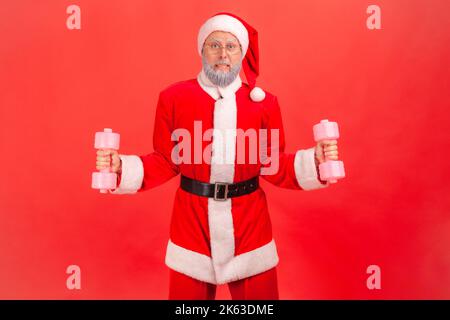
109, 155, 144, 194
294, 147, 329, 190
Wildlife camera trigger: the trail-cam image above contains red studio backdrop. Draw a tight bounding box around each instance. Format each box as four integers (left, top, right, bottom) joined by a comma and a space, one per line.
1, 0, 449, 299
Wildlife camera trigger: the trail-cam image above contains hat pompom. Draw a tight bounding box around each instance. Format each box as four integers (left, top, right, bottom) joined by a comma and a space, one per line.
250, 86, 265, 102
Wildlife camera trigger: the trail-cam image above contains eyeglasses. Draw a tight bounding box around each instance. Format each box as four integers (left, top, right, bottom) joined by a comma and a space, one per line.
203, 41, 242, 55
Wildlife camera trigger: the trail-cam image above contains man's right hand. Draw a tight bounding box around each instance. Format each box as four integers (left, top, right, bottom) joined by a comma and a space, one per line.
96, 149, 121, 173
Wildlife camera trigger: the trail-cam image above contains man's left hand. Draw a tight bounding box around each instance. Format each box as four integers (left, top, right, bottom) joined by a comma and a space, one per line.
314, 140, 339, 165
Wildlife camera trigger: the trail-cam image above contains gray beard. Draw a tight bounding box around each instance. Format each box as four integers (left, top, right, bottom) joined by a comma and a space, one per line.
202, 55, 241, 88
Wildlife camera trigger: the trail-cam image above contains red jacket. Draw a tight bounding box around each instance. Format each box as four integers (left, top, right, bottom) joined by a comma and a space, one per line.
111, 71, 328, 284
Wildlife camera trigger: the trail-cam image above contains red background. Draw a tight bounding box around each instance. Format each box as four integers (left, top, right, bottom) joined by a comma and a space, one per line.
1, 0, 449, 299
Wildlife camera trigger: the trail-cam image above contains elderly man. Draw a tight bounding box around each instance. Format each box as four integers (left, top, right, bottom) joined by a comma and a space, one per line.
95, 12, 339, 299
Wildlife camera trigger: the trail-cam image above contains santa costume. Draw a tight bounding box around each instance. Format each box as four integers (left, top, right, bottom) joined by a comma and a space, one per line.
110, 12, 329, 299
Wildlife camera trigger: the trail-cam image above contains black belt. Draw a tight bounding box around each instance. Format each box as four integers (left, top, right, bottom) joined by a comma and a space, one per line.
180, 175, 259, 201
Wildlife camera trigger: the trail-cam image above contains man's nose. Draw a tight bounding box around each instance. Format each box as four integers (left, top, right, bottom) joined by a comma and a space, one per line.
219, 47, 228, 59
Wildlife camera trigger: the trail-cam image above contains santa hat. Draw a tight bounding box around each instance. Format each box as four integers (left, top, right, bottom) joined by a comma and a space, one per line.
198, 13, 266, 102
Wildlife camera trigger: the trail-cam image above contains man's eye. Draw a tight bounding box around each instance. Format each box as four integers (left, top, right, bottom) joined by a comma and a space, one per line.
227, 44, 236, 50
211, 44, 220, 49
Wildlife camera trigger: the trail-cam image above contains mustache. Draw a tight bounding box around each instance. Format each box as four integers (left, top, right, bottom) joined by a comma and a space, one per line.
214, 59, 231, 65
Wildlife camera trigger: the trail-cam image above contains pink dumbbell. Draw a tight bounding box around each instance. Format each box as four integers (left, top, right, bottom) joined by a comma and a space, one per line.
313, 119, 345, 184
91, 128, 120, 193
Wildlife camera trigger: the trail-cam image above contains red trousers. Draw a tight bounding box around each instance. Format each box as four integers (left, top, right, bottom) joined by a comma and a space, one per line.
168, 268, 279, 300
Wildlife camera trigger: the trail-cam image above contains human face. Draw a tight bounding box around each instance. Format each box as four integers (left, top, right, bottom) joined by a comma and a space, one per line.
202, 31, 242, 73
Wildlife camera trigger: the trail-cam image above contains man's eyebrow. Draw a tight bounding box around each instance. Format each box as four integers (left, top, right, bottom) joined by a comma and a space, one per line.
207, 37, 239, 43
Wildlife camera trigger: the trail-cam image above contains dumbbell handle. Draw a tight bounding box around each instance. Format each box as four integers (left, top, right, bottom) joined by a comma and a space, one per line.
313, 120, 344, 184
99, 149, 114, 193
92, 128, 120, 193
